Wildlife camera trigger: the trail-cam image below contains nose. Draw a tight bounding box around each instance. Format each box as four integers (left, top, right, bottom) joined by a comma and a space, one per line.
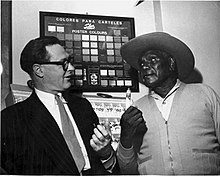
67, 62, 75, 71
142, 65, 150, 70
141, 62, 150, 70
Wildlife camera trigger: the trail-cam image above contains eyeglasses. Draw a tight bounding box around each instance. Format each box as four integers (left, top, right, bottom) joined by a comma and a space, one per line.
38, 57, 74, 71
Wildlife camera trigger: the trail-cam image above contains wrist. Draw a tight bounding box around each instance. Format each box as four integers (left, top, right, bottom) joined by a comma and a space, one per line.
120, 137, 133, 148
97, 144, 113, 160
101, 150, 113, 162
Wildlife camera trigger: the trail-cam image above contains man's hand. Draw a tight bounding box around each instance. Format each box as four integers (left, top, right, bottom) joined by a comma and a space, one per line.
120, 106, 145, 148
90, 124, 113, 160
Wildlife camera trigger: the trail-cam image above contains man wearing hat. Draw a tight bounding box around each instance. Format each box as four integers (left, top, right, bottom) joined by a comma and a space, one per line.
117, 32, 220, 175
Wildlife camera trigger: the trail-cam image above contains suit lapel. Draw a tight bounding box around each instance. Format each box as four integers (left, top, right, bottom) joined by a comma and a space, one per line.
66, 100, 85, 134
24, 92, 78, 174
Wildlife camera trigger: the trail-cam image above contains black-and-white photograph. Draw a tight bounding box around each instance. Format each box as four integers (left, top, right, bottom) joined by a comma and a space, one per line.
1, 0, 220, 175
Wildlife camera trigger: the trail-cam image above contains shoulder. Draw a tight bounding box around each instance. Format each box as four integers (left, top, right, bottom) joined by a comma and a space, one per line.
1, 92, 38, 121
133, 94, 150, 107
2, 95, 31, 114
182, 83, 220, 103
63, 92, 92, 107
184, 83, 218, 96
64, 92, 89, 102
1, 99, 29, 129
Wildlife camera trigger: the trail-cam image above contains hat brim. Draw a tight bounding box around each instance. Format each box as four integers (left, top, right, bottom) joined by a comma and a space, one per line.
120, 32, 195, 80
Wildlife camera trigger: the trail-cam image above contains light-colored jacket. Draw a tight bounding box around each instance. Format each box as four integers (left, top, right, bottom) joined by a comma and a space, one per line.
117, 83, 220, 175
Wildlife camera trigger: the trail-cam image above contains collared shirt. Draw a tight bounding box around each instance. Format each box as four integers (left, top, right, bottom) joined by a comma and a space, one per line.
35, 88, 91, 170
150, 80, 181, 121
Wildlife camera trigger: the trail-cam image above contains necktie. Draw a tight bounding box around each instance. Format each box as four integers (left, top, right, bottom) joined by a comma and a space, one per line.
55, 94, 85, 172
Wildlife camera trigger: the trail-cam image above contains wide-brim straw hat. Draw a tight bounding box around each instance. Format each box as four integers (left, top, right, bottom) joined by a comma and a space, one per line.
120, 32, 195, 80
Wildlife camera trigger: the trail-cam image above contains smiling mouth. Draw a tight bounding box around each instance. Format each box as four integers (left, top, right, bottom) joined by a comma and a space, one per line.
64, 75, 72, 79
142, 73, 155, 81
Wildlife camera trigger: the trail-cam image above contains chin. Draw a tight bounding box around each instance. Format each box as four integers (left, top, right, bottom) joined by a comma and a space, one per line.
144, 80, 161, 89
142, 78, 156, 87
63, 83, 72, 90
143, 83, 154, 89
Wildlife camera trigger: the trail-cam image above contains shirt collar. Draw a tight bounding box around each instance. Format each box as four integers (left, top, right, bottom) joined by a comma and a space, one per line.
35, 88, 56, 103
35, 88, 67, 104
150, 79, 182, 100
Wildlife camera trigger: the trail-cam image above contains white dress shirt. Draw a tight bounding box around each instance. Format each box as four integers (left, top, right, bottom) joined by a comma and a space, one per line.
35, 88, 91, 170
150, 80, 181, 121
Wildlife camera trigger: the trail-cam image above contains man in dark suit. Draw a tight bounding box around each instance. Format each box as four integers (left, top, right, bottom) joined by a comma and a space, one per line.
1, 36, 118, 175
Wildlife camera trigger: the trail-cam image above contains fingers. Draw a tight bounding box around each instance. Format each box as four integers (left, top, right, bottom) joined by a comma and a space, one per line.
91, 133, 103, 146
90, 138, 100, 151
90, 138, 113, 159
120, 106, 145, 136
130, 114, 144, 127
122, 106, 143, 124
97, 124, 110, 140
90, 133, 105, 152
124, 106, 142, 118
103, 121, 111, 135
127, 111, 143, 123
93, 125, 109, 142
126, 105, 138, 113
91, 124, 111, 144
90, 124, 112, 152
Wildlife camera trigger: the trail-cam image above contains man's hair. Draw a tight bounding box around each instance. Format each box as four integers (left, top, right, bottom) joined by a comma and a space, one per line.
20, 36, 61, 75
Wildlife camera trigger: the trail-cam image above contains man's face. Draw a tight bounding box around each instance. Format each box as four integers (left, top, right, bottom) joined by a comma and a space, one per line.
41, 44, 74, 93
138, 50, 172, 88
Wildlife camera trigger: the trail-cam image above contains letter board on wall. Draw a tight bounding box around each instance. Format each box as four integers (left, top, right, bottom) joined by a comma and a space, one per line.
40, 11, 139, 92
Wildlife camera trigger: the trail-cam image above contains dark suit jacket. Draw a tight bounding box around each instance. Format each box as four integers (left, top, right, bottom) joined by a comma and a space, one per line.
1, 91, 117, 175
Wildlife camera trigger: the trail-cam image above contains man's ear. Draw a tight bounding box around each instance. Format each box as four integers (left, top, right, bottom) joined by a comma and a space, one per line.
168, 57, 176, 71
32, 64, 44, 78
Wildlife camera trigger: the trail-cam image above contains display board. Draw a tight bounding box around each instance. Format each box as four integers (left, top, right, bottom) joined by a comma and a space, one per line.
40, 11, 139, 92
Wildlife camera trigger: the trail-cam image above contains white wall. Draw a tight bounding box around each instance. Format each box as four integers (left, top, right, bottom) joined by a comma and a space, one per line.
12, 0, 220, 101
161, 1, 220, 96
